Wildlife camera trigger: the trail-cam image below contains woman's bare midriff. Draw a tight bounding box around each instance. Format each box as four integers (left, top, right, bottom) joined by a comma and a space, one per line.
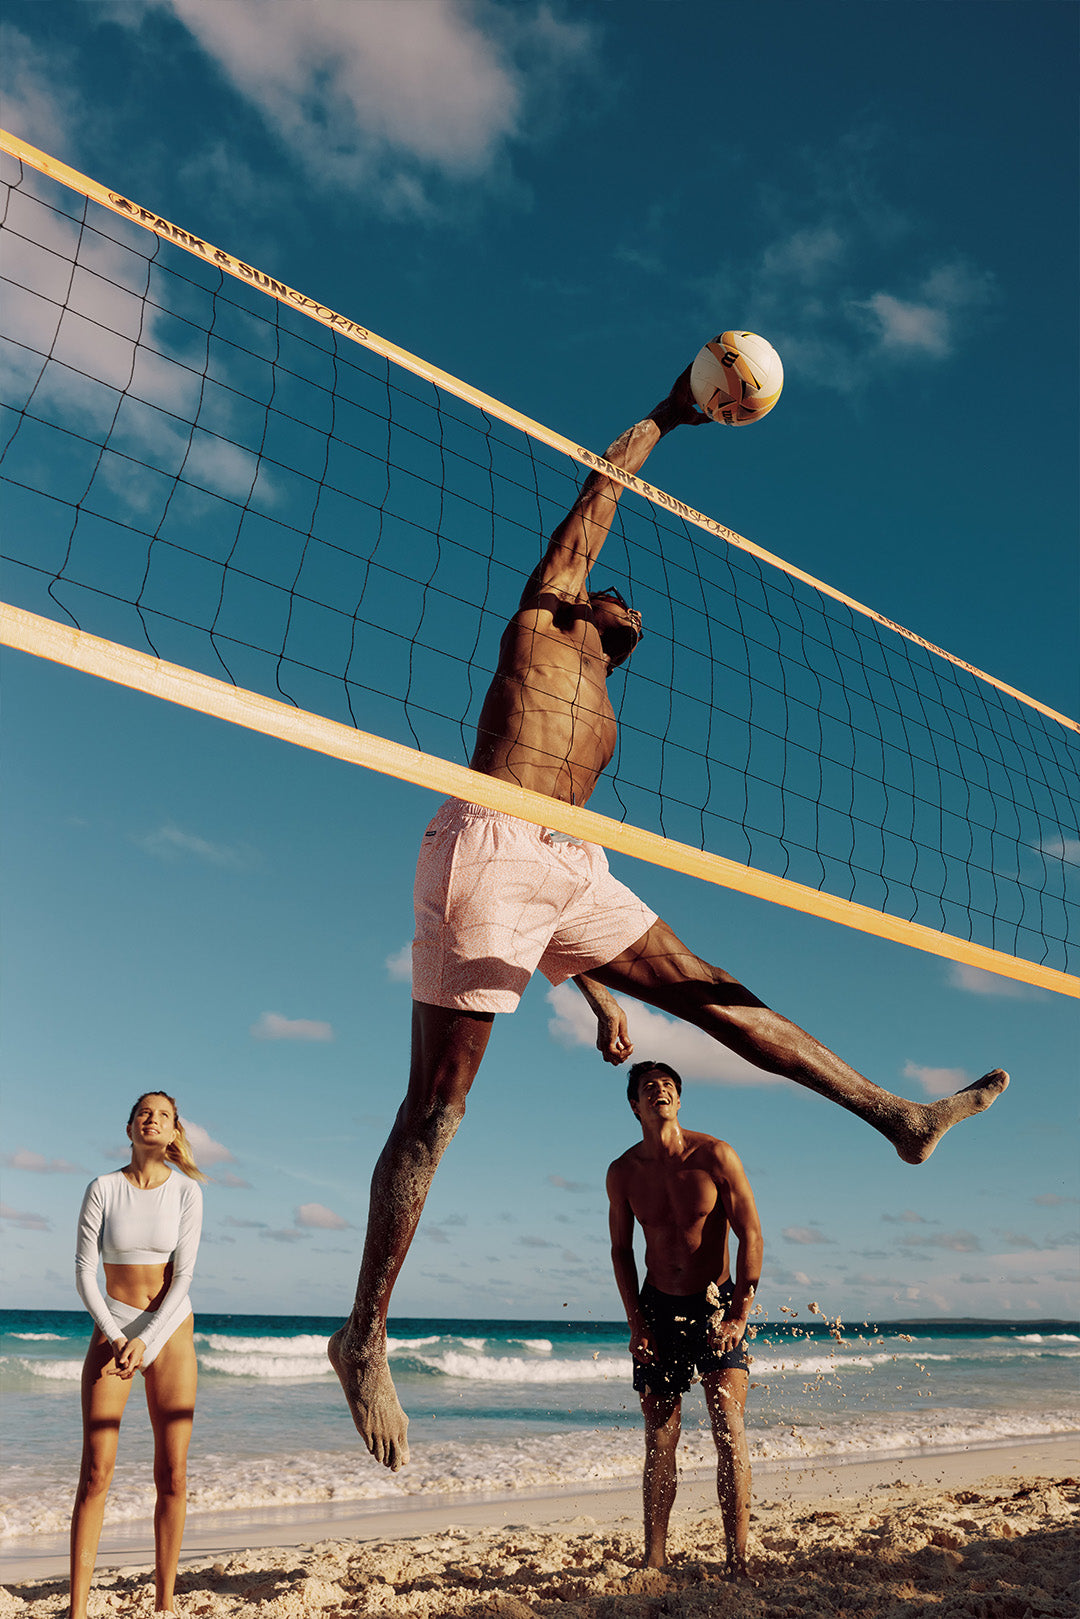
104, 1262, 172, 1312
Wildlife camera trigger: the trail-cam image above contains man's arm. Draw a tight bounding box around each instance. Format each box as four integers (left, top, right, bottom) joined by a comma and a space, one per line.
710, 1143, 764, 1353
606, 1160, 651, 1363
521, 368, 707, 609
573, 974, 633, 1065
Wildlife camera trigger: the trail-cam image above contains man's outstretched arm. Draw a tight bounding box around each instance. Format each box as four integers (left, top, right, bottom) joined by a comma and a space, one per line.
521, 368, 708, 608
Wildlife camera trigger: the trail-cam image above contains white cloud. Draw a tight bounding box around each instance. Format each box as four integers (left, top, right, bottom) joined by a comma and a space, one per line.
213, 1170, 252, 1189
851, 261, 994, 360
1038, 834, 1080, 863
0, 26, 81, 155
175, 142, 284, 219
134, 823, 255, 868
947, 963, 1038, 1000
385, 944, 413, 983
760, 225, 846, 285
260, 1227, 310, 1243
1, 196, 277, 530
854, 292, 949, 356
181, 431, 267, 504
676, 131, 997, 393
546, 984, 782, 1086
881, 1209, 932, 1225
295, 1201, 349, 1230
173, 0, 516, 169
548, 1174, 592, 1194
782, 1226, 834, 1246
3, 1148, 81, 1174
125, 0, 593, 215
250, 1011, 334, 1042
890, 1283, 952, 1311
763, 1265, 816, 1290
0, 1202, 51, 1232
898, 1229, 981, 1252
182, 1120, 236, 1167
989, 1246, 1079, 1277
902, 1059, 970, 1099
994, 1230, 1039, 1251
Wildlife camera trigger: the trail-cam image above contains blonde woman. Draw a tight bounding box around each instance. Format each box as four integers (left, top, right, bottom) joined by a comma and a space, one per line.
70, 1092, 205, 1618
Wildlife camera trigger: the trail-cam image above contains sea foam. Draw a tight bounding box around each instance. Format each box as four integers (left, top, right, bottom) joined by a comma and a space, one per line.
3, 1406, 1077, 1541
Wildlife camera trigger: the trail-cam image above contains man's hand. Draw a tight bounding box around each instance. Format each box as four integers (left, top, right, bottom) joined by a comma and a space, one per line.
707, 1312, 747, 1356
595, 999, 633, 1065
573, 974, 633, 1065
648, 365, 712, 433
629, 1324, 655, 1365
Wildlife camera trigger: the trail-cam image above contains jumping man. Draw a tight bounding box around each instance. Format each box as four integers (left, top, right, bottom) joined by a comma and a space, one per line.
329, 364, 1008, 1470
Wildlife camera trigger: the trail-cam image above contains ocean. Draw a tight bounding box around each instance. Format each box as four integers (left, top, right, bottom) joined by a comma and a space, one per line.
2, 1310, 1077, 1547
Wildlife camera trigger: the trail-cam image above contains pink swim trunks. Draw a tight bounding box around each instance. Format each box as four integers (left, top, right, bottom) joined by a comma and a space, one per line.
412, 800, 657, 1013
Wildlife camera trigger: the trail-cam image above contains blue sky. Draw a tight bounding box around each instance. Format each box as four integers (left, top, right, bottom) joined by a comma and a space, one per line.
1, 0, 1077, 1325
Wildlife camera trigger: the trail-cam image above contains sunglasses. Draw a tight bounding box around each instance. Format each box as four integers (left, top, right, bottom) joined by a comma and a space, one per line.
592, 585, 636, 614
590, 586, 644, 651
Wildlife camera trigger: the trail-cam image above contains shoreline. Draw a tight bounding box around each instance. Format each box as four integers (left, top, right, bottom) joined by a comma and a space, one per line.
3, 1435, 1075, 1590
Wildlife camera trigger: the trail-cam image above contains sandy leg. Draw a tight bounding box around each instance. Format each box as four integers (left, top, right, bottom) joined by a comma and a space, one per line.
328, 1326, 409, 1472
330, 1004, 492, 1470
890, 1070, 1009, 1164
593, 930, 1011, 1165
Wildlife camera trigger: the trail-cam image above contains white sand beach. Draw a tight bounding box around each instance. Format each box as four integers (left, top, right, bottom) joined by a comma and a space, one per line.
3, 1439, 1076, 1616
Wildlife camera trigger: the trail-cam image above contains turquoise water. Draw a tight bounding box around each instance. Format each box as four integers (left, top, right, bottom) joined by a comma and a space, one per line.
2, 1309, 1077, 1540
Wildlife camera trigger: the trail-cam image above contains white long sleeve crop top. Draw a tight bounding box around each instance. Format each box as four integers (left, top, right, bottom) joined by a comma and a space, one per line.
75, 1168, 203, 1361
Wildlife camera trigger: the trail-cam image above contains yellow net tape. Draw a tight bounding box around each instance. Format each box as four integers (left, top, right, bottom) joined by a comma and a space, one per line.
4, 602, 1076, 998
2, 126, 1074, 737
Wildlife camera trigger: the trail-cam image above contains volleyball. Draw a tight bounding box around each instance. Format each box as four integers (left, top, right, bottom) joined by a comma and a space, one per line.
690, 331, 784, 426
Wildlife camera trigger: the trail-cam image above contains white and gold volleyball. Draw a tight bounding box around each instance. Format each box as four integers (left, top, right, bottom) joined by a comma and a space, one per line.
690, 331, 784, 426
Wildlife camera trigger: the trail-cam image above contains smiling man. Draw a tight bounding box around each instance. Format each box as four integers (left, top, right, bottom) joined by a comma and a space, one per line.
607, 1060, 763, 1574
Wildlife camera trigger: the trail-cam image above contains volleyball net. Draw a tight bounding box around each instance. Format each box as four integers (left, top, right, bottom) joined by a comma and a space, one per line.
2, 131, 1077, 998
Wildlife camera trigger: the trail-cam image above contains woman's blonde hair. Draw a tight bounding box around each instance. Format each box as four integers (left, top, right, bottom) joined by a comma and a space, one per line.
127, 1092, 208, 1183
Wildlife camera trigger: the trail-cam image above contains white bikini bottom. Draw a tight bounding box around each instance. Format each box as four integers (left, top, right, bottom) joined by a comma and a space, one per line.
106, 1294, 192, 1367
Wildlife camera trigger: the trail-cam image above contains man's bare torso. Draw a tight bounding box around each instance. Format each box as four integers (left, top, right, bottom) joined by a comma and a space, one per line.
612, 1130, 733, 1295
470, 597, 616, 805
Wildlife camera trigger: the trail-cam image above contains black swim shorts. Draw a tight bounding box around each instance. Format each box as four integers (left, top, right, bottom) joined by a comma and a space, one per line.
632, 1279, 750, 1398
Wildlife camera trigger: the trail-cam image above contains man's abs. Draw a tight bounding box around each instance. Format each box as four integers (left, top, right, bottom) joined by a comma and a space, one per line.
470, 670, 616, 802
643, 1227, 732, 1296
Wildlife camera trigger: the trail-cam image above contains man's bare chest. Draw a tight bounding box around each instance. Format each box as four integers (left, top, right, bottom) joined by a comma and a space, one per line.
631, 1169, 722, 1232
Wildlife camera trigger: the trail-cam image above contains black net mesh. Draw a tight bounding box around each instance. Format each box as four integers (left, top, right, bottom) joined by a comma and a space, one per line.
2, 152, 1076, 975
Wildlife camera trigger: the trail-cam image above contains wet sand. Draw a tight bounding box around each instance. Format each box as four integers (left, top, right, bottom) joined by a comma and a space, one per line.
2, 1439, 1076, 1616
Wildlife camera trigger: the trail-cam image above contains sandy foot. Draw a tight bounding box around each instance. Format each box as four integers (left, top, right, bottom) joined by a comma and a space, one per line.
327, 1326, 410, 1471
895, 1069, 1009, 1164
